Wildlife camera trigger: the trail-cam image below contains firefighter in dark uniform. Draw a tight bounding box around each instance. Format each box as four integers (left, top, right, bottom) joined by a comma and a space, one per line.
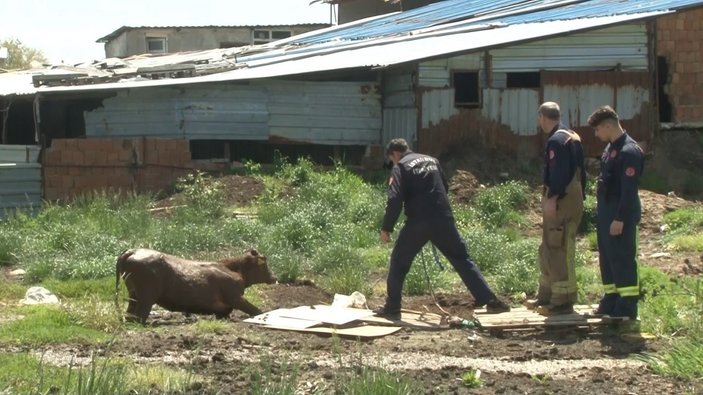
373, 138, 510, 320
588, 106, 644, 319
527, 102, 586, 315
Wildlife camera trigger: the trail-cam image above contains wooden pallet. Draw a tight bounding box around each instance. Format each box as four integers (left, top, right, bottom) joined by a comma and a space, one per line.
474, 304, 614, 330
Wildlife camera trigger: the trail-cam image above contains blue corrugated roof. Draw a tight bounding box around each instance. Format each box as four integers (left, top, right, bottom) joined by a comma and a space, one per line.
288, 0, 703, 45
4, 0, 702, 95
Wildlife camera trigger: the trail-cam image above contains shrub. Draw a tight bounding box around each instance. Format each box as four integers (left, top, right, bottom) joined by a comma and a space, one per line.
470, 181, 530, 229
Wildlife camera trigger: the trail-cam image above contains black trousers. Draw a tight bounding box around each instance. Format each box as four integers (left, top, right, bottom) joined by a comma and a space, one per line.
385, 216, 495, 308
596, 199, 640, 298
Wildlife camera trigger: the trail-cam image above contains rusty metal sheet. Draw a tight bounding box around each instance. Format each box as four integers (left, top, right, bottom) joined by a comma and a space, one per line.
542, 71, 655, 157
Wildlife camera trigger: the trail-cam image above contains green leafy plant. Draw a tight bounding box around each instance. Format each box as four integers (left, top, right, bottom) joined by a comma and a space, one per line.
460, 368, 482, 388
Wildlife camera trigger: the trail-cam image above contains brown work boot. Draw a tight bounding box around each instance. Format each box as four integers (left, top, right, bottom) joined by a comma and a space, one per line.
536, 303, 574, 316
485, 297, 511, 314
524, 299, 549, 310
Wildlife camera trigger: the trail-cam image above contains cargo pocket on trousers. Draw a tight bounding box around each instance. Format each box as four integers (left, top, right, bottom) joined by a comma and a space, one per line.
546, 226, 565, 248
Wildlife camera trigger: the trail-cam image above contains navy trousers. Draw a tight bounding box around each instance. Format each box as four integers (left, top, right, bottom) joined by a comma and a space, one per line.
596, 200, 640, 298
385, 217, 494, 308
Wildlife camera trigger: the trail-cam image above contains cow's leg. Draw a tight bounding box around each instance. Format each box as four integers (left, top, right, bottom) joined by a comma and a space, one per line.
133, 293, 156, 325
125, 290, 138, 319
234, 297, 263, 317
215, 309, 233, 320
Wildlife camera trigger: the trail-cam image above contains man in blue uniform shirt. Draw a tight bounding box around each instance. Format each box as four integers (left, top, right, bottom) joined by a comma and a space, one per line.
374, 138, 510, 320
527, 102, 586, 316
589, 106, 644, 319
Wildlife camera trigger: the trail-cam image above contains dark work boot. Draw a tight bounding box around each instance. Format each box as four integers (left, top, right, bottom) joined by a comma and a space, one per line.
612, 296, 638, 320
373, 305, 401, 320
592, 293, 620, 316
485, 297, 511, 314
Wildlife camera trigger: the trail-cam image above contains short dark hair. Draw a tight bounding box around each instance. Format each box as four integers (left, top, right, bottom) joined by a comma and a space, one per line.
587, 105, 619, 127
386, 138, 409, 155
538, 102, 560, 121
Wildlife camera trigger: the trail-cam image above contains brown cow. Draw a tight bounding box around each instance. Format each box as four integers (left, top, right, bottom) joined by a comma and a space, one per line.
115, 248, 275, 323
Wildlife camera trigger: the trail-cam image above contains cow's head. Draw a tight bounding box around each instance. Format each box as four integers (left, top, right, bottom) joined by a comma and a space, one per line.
241, 249, 277, 285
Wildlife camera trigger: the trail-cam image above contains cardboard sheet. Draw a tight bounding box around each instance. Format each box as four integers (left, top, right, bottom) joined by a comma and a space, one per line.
278, 305, 375, 326
244, 309, 321, 329
264, 324, 402, 339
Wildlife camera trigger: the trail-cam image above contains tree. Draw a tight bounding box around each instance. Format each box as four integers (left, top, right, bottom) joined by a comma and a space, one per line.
0, 38, 48, 70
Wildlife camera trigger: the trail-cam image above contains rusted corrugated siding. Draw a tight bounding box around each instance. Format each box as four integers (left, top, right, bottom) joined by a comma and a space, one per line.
542, 71, 656, 156
482, 88, 540, 136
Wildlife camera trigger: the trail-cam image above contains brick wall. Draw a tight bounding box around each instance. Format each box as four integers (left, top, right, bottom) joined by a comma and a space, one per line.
657, 8, 703, 122
43, 138, 193, 200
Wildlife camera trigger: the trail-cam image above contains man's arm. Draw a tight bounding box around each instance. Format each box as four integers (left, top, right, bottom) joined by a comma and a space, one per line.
546, 140, 571, 198
615, 149, 642, 223
381, 164, 404, 233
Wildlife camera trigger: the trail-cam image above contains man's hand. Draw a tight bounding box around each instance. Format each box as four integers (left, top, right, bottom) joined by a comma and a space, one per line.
543, 196, 557, 219
380, 230, 391, 243
609, 220, 624, 236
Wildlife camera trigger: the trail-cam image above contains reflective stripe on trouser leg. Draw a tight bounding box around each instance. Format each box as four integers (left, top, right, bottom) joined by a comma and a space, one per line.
550, 220, 578, 296
602, 284, 617, 294
612, 221, 640, 298
537, 232, 552, 303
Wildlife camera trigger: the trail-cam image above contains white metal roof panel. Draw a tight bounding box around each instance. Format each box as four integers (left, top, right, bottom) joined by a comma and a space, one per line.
34, 11, 667, 94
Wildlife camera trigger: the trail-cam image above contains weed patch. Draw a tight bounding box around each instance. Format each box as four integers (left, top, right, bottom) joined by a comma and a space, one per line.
0, 306, 109, 345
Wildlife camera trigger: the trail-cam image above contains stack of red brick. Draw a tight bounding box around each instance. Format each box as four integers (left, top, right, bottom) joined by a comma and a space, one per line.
43, 138, 192, 200
656, 8, 703, 122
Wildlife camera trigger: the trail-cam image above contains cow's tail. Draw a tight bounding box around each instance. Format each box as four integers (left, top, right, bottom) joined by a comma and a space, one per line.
115, 249, 135, 309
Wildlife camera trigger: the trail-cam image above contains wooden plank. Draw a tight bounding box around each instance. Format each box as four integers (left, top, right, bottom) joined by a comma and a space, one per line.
244, 309, 321, 329
475, 305, 608, 329
278, 305, 375, 326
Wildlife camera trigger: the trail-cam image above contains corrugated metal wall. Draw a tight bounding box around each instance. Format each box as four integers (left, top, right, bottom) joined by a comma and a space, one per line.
84, 80, 382, 146
482, 89, 540, 136
421, 89, 458, 129
264, 80, 381, 145
489, 23, 648, 73
418, 54, 483, 88
382, 66, 417, 148
542, 71, 655, 156
0, 145, 41, 218
85, 85, 269, 140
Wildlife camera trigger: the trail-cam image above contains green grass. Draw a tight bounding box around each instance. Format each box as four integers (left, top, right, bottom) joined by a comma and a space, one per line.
642, 340, 703, 381
247, 357, 300, 395
0, 351, 196, 395
191, 319, 232, 335
336, 367, 421, 394
663, 207, 703, 252
0, 305, 109, 345
0, 279, 27, 302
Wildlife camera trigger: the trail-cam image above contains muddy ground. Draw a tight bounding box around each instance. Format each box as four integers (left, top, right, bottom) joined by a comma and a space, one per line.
9, 181, 697, 394
5, 135, 703, 394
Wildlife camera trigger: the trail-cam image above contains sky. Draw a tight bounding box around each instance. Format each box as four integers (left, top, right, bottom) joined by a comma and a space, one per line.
0, 0, 335, 64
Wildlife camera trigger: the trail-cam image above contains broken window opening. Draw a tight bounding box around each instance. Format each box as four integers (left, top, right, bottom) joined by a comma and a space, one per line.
146, 37, 167, 53
189, 140, 366, 166
452, 71, 480, 108
657, 56, 672, 123
506, 72, 541, 89
252, 30, 292, 45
